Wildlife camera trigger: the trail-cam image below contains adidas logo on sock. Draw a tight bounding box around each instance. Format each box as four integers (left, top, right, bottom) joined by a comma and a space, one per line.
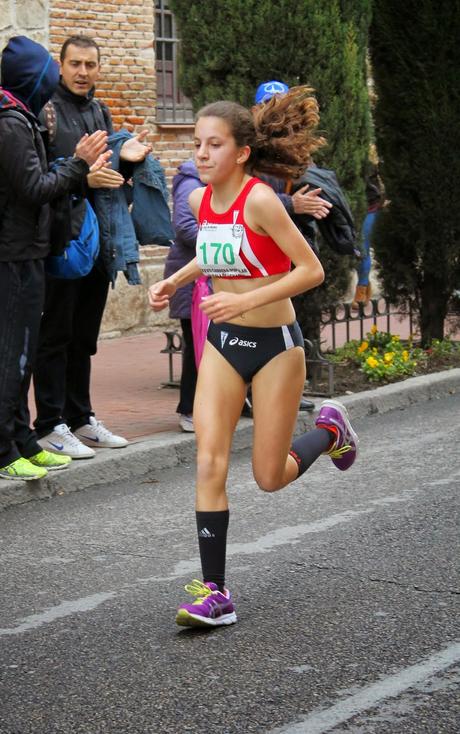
198, 527, 215, 538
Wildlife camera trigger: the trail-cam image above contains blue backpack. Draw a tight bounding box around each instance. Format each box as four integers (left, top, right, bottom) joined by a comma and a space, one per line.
45, 198, 100, 279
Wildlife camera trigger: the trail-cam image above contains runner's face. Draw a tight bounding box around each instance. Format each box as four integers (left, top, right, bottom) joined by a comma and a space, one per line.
194, 116, 248, 184
60, 45, 100, 96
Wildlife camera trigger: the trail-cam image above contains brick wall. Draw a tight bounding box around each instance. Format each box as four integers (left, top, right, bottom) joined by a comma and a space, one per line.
49, 0, 194, 184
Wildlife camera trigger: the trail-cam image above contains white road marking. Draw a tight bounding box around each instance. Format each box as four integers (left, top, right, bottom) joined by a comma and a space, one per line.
0, 592, 116, 636
272, 641, 460, 734
0, 493, 428, 636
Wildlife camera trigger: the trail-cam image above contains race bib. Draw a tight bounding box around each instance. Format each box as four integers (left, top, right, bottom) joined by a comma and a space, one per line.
196, 212, 251, 277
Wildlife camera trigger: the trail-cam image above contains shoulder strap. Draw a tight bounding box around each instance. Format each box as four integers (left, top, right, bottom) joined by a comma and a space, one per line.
43, 100, 57, 143
232, 176, 262, 207
94, 98, 112, 132
0, 108, 37, 144
0, 108, 31, 124
198, 184, 212, 223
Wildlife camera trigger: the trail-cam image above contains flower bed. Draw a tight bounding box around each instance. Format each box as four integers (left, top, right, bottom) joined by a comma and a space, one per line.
319, 327, 460, 396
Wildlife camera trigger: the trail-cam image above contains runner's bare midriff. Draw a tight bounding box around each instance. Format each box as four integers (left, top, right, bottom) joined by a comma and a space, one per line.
212, 271, 296, 327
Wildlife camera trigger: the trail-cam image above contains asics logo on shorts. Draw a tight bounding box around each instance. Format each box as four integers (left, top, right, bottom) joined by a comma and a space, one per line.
229, 337, 257, 348
220, 331, 229, 348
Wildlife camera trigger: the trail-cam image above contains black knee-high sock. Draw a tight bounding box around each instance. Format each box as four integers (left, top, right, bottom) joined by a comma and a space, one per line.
196, 510, 229, 591
290, 427, 335, 478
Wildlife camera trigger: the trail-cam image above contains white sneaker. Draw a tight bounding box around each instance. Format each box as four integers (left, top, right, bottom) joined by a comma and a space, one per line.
74, 417, 128, 449
38, 423, 96, 460
179, 414, 194, 433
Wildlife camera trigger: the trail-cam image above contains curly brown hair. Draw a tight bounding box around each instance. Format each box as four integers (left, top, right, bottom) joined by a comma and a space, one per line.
196, 86, 326, 180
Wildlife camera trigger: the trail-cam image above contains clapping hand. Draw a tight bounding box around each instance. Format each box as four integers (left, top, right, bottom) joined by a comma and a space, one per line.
88, 163, 124, 189
74, 130, 110, 168
120, 130, 153, 162
292, 185, 332, 219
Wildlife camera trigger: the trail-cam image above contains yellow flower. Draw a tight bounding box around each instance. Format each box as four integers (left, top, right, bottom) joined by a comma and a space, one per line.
384, 351, 395, 364
391, 334, 400, 342
372, 348, 378, 355
358, 341, 369, 354
402, 350, 409, 362
366, 356, 379, 368
370, 325, 378, 335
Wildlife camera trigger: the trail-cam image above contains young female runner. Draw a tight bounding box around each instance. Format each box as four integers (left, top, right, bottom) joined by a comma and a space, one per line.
148, 88, 359, 628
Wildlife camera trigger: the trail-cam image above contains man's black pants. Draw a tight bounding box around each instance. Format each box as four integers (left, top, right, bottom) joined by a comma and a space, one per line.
33, 264, 110, 437
0, 260, 44, 466
176, 318, 198, 416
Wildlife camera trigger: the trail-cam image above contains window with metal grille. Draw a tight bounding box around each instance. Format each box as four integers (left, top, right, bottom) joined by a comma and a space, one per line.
155, 0, 194, 124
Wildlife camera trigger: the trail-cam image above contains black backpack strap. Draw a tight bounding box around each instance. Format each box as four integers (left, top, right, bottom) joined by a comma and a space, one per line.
0, 108, 39, 158
94, 99, 113, 133
0, 108, 33, 125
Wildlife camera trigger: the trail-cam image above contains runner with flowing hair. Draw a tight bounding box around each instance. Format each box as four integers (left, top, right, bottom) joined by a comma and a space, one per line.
148, 86, 359, 628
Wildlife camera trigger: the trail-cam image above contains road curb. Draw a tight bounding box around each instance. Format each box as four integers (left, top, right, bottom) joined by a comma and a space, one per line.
1, 368, 459, 512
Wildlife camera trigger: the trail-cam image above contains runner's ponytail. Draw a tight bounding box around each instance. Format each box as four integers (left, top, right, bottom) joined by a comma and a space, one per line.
196, 86, 326, 180
251, 85, 326, 179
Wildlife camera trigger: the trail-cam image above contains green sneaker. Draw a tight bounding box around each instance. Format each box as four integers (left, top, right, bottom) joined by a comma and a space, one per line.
0, 457, 48, 481
29, 449, 71, 472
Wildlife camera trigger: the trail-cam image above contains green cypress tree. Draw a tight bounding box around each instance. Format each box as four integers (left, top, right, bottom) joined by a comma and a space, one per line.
370, 0, 460, 344
170, 0, 372, 343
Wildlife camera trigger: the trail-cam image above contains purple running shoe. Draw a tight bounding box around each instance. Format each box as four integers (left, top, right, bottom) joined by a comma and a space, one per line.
176, 579, 237, 628
315, 399, 359, 471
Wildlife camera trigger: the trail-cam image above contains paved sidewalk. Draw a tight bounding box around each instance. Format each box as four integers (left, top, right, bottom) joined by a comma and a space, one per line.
83, 330, 182, 439
29, 330, 183, 441
2, 329, 459, 512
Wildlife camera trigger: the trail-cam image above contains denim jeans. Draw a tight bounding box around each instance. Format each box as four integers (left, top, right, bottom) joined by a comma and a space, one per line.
356, 210, 377, 287
0, 260, 44, 465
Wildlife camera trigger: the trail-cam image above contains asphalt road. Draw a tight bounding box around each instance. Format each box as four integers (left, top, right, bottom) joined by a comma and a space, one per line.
0, 395, 459, 734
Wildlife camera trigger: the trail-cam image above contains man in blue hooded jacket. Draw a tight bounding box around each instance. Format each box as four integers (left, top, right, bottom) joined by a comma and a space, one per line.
0, 35, 109, 481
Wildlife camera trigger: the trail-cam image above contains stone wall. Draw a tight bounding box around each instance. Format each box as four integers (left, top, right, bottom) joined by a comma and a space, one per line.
101, 246, 177, 338
0, 0, 49, 48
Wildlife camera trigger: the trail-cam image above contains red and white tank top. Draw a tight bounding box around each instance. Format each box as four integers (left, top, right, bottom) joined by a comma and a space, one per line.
196, 177, 290, 279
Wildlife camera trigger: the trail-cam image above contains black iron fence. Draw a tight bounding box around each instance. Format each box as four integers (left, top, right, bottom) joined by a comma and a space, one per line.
321, 297, 416, 351
303, 296, 419, 396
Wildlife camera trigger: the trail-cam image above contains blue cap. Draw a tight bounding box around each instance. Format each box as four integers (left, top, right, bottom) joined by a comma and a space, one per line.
254, 80, 289, 104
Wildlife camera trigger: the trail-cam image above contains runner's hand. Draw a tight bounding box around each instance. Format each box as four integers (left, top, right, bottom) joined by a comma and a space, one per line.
199, 291, 247, 323
148, 279, 176, 311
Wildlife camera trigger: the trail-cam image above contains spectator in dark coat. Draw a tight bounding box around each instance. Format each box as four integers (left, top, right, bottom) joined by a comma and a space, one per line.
163, 160, 204, 432
0, 35, 108, 480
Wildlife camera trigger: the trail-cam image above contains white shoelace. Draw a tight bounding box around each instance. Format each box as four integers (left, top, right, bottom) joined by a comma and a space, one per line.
90, 419, 115, 440
55, 424, 86, 448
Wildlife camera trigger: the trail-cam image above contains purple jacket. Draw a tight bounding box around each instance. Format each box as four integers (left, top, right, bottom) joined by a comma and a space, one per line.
164, 159, 204, 319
